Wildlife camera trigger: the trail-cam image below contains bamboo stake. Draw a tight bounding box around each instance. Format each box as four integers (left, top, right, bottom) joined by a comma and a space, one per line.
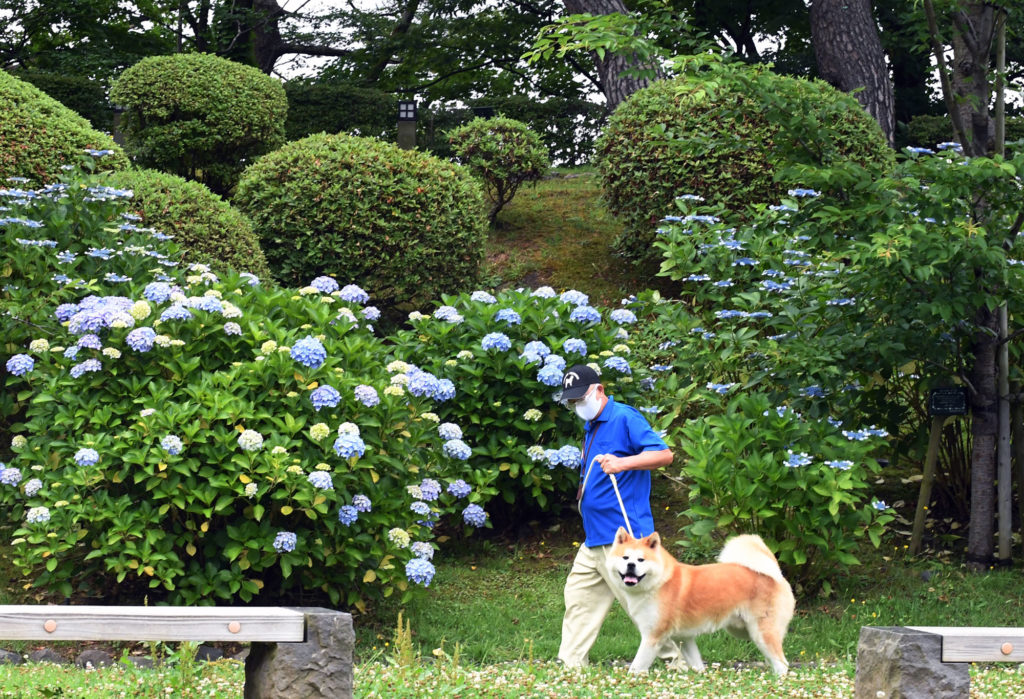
910, 415, 947, 556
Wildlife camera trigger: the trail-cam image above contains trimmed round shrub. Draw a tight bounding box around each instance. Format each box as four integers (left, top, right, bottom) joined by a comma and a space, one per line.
0, 70, 127, 183
596, 62, 892, 263
447, 116, 551, 225
13, 70, 114, 131
109, 53, 288, 195
101, 169, 270, 278
234, 133, 487, 310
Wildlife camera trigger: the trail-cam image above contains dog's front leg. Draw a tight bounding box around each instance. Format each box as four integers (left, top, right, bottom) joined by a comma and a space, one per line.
628, 636, 661, 673
679, 637, 705, 672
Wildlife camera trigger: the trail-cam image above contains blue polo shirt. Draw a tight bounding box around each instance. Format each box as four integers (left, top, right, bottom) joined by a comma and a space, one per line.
576, 395, 667, 547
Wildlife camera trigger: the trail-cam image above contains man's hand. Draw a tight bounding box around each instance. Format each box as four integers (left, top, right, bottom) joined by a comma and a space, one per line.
597, 454, 627, 474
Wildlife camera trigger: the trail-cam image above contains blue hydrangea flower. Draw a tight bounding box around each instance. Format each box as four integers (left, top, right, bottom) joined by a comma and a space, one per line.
334, 433, 367, 459
408, 370, 440, 398
310, 276, 339, 293
273, 531, 297, 553
0, 466, 22, 486
560, 290, 589, 306
610, 309, 637, 324
338, 284, 369, 304
410, 501, 431, 516
603, 356, 631, 374
63, 346, 80, 360
826, 460, 853, 471
544, 449, 560, 467
706, 382, 736, 394
569, 305, 601, 324
872, 500, 889, 511
354, 384, 379, 407
411, 541, 434, 560
433, 378, 455, 402
447, 480, 471, 498
55, 303, 80, 322
362, 306, 381, 321
308, 471, 334, 490
24, 478, 42, 496
310, 384, 341, 411
531, 286, 556, 298
562, 338, 587, 356
126, 327, 156, 353
74, 448, 100, 467
544, 354, 566, 372
481, 332, 512, 351
6, 354, 34, 376
433, 305, 464, 323
77, 334, 102, 350
537, 363, 563, 386
161, 435, 183, 455
70, 359, 102, 378
438, 423, 463, 440
25, 506, 50, 524
494, 308, 521, 325
338, 505, 358, 525
557, 445, 582, 468
224, 322, 242, 336
443, 439, 472, 461
462, 504, 488, 527
419, 478, 441, 502
522, 340, 551, 358
352, 494, 372, 512
160, 305, 193, 322
520, 351, 542, 365
785, 451, 813, 468
291, 335, 327, 369
470, 290, 497, 303
405, 557, 436, 586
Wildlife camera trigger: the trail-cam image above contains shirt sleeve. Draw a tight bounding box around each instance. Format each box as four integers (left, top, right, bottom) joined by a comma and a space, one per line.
624, 407, 668, 454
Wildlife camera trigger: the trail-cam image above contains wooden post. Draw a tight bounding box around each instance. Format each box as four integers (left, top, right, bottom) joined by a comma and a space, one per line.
997, 305, 1011, 562
1012, 384, 1024, 548
910, 415, 947, 556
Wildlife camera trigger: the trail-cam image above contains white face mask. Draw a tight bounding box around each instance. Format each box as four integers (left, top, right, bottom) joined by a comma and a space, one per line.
573, 388, 602, 422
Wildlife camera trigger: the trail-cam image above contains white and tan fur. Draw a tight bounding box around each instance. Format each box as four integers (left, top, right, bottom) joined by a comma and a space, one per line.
607, 527, 795, 675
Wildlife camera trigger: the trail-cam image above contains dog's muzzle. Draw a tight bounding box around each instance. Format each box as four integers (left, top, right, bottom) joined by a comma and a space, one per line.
620, 563, 645, 587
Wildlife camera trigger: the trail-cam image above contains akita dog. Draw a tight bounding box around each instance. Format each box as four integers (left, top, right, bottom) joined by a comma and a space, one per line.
607, 527, 795, 675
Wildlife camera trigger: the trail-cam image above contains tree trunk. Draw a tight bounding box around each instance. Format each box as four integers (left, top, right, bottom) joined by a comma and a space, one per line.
966, 305, 1000, 569
563, 0, 656, 112
951, 3, 997, 156
808, 0, 895, 146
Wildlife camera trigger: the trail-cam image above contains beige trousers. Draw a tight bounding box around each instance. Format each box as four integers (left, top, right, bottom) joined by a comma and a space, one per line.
557, 543, 683, 667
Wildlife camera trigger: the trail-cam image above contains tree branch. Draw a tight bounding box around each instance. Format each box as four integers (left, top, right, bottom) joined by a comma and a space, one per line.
922, 0, 970, 148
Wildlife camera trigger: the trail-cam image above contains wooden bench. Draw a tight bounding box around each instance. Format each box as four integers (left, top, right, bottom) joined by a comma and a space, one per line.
0, 605, 353, 698
855, 626, 1024, 698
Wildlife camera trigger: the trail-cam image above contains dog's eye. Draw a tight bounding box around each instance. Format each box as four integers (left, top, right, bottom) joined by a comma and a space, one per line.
637, 558, 644, 563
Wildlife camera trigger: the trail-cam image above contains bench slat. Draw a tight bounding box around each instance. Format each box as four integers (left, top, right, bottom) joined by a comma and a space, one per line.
907, 626, 1024, 662
0, 606, 305, 642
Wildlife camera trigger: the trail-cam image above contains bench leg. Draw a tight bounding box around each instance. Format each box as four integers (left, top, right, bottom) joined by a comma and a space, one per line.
244, 607, 354, 699
855, 626, 969, 699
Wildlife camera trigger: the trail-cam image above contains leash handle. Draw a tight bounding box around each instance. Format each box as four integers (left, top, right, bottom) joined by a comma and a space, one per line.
607, 471, 634, 538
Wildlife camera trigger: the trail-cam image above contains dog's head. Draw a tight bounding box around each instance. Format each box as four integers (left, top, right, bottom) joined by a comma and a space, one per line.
606, 526, 663, 590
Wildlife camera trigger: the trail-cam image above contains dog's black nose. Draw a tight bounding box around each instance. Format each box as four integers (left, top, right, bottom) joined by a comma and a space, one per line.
625, 562, 636, 573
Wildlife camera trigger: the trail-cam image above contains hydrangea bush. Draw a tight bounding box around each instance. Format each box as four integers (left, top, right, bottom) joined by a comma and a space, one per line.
387, 287, 674, 519
1, 167, 491, 610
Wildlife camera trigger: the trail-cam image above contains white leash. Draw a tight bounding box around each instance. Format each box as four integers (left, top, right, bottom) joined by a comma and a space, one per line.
581, 455, 634, 538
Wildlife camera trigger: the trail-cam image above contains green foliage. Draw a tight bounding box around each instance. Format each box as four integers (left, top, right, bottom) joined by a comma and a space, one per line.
447, 117, 551, 225
1, 167, 492, 610
675, 393, 891, 591
101, 168, 270, 279
234, 133, 487, 311
595, 55, 893, 264
284, 79, 398, 142
12, 70, 114, 131
906, 113, 1024, 152
387, 288, 668, 521
109, 53, 288, 196
0, 71, 127, 183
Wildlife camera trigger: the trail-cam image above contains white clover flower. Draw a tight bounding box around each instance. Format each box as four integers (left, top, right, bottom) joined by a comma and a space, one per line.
29, 338, 50, 353
238, 429, 264, 451
309, 423, 330, 441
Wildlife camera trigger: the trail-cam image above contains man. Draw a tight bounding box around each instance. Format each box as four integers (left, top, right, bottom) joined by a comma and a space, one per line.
556, 363, 680, 668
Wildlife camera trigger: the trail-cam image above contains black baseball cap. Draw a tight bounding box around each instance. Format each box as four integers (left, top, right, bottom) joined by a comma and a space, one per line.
560, 364, 600, 400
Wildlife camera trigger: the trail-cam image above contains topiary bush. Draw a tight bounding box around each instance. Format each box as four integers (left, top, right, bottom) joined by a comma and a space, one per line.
1, 166, 493, 610
447, 117, 551, 225
234, 133, 487, 311
595, 57, 893, 264
109, 53, 288, 195
13, 70, 114, 131
0, 70, 127, 183
101, 168, 271, 278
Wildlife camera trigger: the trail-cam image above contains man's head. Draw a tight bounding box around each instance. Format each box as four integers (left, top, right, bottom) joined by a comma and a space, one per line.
560, 364, 600, 403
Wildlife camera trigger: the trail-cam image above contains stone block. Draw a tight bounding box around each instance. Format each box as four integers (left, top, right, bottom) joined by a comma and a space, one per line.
244, 607, 353, 699
855, 626, 969, 699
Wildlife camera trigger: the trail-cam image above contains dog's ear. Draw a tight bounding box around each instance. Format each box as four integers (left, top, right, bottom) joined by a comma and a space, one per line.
646, 531, 661, 550
615, 526, 629, 544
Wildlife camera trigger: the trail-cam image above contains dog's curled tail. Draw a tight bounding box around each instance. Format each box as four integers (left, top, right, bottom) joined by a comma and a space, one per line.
717, 534, 785, 582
